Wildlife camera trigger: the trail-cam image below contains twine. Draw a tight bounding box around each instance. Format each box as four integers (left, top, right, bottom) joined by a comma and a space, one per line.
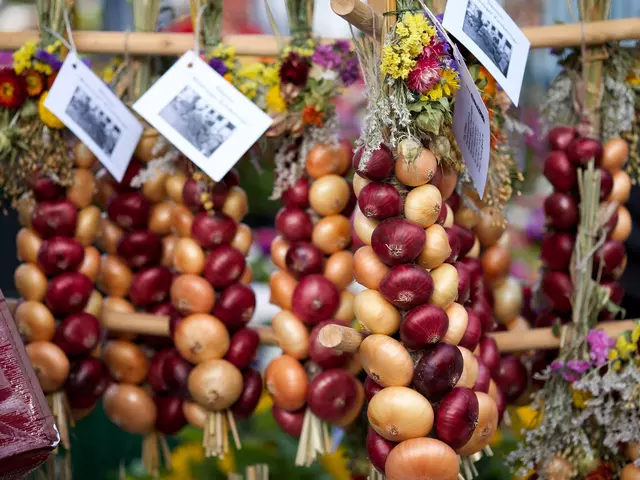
193, 4, 208, 55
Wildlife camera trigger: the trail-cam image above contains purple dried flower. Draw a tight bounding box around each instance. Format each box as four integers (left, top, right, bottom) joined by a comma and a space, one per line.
311, 44, 342, 70
208, 57, 229, 76
339, 56, 359, 86
552, 359, 591, 382
334, 40, 351, 54
34, 50, 62, 71
586, 329, 615, 366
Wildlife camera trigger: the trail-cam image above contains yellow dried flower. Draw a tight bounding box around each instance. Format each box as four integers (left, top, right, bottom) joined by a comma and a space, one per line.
571, 388, 592, 409
266, 84, 286, 113
38, 91, 64, 129
616, 336, 636, 360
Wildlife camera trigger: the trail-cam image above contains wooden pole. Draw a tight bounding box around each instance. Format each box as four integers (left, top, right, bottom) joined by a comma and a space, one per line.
1, 17, 639, 57
318, 324, 367, 353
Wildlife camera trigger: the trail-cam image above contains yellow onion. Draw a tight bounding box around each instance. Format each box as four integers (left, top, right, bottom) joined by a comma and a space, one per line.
269, 270, 297, 310
354, 289, 401, 335
428, 263, 458, 309
17, 196, 35, 228
188, 359, 243, 410
84, 290, 103, 317
270, 236, 290, 271
174, 313, 229, 364
306, 143, 350, 178
66, 168, 95, 209
353, 246, 389, 289
15, 263, 47, 302
97, 255, 133, 297
385, 438, 460, 480
95, 169, 116, 210
625, 443, 640, 462
313, 215, 351, 254
165, 172, 187, 203
467, 236, 481, 258
231, 223, 253, 255
442, 302, 468, 345
17, 228, 42, 264
75, 205, 101, 247
240, 265, 253, 284
353, 207, 379, 246
609, 169, 631, 204
360, 334, 413, 387
223, 187, 249, 222
455, 206, 479, 230
161, 235, 178, 268
79, 246, 101, 282
456, 392, 498, 456
455, 347, 478, 389
103, 384, 157, 435
443, 203, 454, 228
353, 173, 372, 198
475, 207, 506, 248
149, 201, 174, 236
142, 170, 168, 203
395, 147, 437, 187
324, 250, 354, 290
183, 400, 207, 429
172, 204, 194, 237
417, 224, 451, 270
271, 310, 309, 360
439, 167, 458, 201
612, 206, 632, 242
173, 238, 206, 275
481, 245, 511, 284
135, 129, 169, 163
403, 184, 442, 228
97, 218, 124, 254
506, 315, 530, 332
601, 137, 629, 172
335, 290, 355, 323
26, 341, 70, 393
309, 174, 350, 216
15, 301, 55, 342
72, 142, 97, 168
368, 386, 434, 442
103, 340, 149, 384
171, 274, 215, 315
621, 464, 640, 480
492, 276, 523, 325
265, 354, 308, 411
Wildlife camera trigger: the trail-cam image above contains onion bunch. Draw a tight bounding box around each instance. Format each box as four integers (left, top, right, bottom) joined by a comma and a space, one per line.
352, 140, 500, 479
15, 142, 109, 444
266, 141, 365, 466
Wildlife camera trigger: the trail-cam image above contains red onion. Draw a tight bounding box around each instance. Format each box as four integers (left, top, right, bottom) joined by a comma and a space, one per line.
169, 311, 185, 340
371, 218, 426, 266
341, 181, 357, 217
598, 168, 613, 201
544, 192, 578, 231
307, 369, 357, 423
364, 376, 383, 402
451, 225, 474, 257
275, 207, 313, 242
454, 263, 471, 304
399, 304, 448, 349
32, 175, 65, 202
223, 169, 240, 188
291, 274, 340, 324
45, 272, 92, 315
435, 387, 479, 449
473, 358, 491, 393
604, 206, 619, 236
540, 232, 575, 271
353, 144, 394, 181
379, 265, 434, 310
162, 350, 191, 393
358, 182, 402, 220
232, 368, 262, 418
129, 266, 172, 307
116, 230, 162, 269
494, 355, 528, 403
285, 242, 325, 278
494, 384, 507, 422
115, 159, 142, 191
458, 257, 482, 286
65, 357, 109, 409
366, 428, 395, 474
541, 271, 573, 313
468, 297, 494, 332
225, 328, 260, 370
281, 177, 310, 209
54, 312, 100, 356
107, 192, 150, 230
413, 343, 463, 400
547, 126, 577, 151
182, 178, 204, 212
601, 280, 625, 305
213, 283, 256, 330
444, 228, 460, 264
309, 320, 351, 369
446, 191, 460, 213
37, 237, 85, 276
154, 395, 187, 435
191, 212, 237, 249
534, 310, 569, 328
31, 199, 78, 239
593, 240, 625, 279
203, 245, 246, 289
435, 202, 448, 225
477, 337, 500, 374
148, 349, 174, 393
211, 182, 229, 210
459, 310, 482, 351
567, 137, 603, 166
272, 406, 305, 438
543, 151, 577, 192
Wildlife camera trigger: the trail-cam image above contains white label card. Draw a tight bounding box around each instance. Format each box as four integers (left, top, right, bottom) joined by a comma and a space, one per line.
442, 0, 530, 106
422, 6, 490, 198
45, 51, 142, 182
133, 51, 273, 182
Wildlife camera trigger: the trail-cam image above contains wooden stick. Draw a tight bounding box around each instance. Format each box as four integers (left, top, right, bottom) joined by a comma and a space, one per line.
318, 324, 367, 353
1, 17, 640, 57
255, 326, 279, 346
100, 310, 170, 336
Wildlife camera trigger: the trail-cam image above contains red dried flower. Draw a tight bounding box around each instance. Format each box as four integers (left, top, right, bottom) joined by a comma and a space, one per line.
302, 106, 323, 126
279, 52, 310, 87
585, 463, 613, 480
407, 54, 441, 94
46, 72, 58, 90
0, 68, 26, 109
23, 70, 44, 97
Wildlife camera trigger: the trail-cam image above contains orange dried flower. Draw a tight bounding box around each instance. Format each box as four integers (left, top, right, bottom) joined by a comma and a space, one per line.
302, 106, 323, 126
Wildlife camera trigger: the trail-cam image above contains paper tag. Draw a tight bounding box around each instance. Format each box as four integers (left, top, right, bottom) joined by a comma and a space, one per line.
422, 5, 490, 197
133, 51, 273, 182
443, 0, 530, 106
45, 51, 142, 182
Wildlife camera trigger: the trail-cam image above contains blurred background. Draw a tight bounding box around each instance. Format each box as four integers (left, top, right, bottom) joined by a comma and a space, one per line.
0, 0, 639, 478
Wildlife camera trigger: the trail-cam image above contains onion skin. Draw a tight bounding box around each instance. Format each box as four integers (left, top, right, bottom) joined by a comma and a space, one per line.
385, 437, 460, 480
353, 246, 389, 290
323, 250, 354, 291
213, 283, 256, 331
400, 304, 448, 349
368, 386, 434, 442
282, 177, 310, 209
173, 238, 206, 275
353, 144, 395, 181
129, 266, 172, 307
442, 302, 468, 345
336, 379, 365, 426
478, 336, 500, 374
291, 274, 340, 325
191, 212, 237, 249
601, 137, 628, 171
272, 406, 305, 438
494, 355, 528, 403
413, 343, 463, 400
26, 341, 70, 392
174, 313, 230, 364
544, 192, 578, 231
54, 312, 101, 357
276, 207, 313, 242
75, 206, 101, 247
360, 334, 413, 387
103, 340, 149, 384
269, 270, 297, 310
364, 376, 383, 402
285, 242, 324, 278
417, 224, 451, 270
367, 428, 395, 474
154, 395, 187, 436
358, 182, 403, 220
37, 236, 85, 276
473, 358, 491, 393
309, 174, 350, 216
354, 289, 401, 335
312, 214, 352, 254
116, 230, 162, 269
79, 246, 101, 282
492, 277, 523, 325
265, 355, 308, 411
17, 228, 42, 264
353, 207, 379, 245
45, 272, 93, 316
188, 359, 243, 410
15, 301, 55, 342
271, 310, 309, 360
307, 143, 351, 178
225, 328, 260, 370
379, 264, 434, 310
395, 147, 437, 187
98, 255, 133, 297
435, 387, 479, 449
103, 384, 157, 435
456, 392, 498, 456
428, 263, 458, 310
308, 369, 357, 422
232, 368, 263, 418
543, 151, 576, 192
403, 184, 442, 228
171, 274, 215, 315
371, 218, 426, 266
455, 347, 479, 389
335, 290, 355, 323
